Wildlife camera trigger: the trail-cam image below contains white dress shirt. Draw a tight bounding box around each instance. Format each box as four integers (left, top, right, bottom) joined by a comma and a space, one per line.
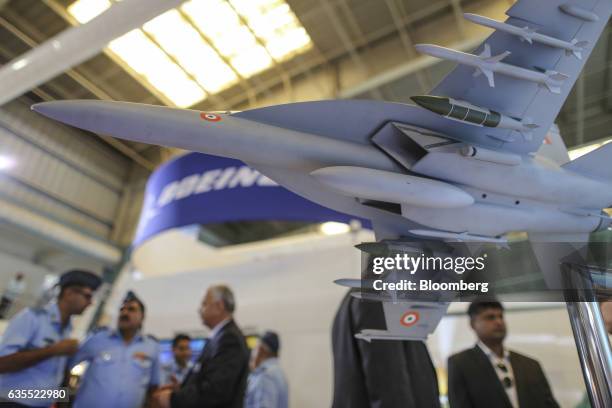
477, 341, 519, 408
209, 318, 231, 340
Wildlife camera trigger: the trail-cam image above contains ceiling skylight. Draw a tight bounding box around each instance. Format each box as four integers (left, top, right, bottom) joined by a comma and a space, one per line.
108, 30, 206, 108
143, 10, 238, 93
67, 0, 312, 107
67, 0, 111, 24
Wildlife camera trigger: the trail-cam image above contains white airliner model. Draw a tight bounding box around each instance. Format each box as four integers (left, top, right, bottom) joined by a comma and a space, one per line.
32, 0, 612, 341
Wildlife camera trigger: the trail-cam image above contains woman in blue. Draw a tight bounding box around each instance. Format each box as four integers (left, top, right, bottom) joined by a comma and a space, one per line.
69, 291, 161, 408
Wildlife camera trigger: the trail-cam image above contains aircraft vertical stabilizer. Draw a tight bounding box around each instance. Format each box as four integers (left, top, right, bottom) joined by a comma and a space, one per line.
563, 142, 612, 182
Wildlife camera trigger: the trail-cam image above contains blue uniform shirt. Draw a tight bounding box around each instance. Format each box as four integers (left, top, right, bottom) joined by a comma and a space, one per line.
160, 359, 192, 385
245, 358, 289, 408
70, 328, 161, 408
0, 302, 73, 407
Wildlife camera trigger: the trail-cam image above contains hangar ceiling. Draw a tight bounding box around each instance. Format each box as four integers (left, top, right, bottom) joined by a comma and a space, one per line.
0, 0, 610, 268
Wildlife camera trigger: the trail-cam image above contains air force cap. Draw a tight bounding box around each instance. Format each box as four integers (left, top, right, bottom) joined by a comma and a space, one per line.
59, 269, 102, 290
123, 290, 146, 315
261, 331, 280, 354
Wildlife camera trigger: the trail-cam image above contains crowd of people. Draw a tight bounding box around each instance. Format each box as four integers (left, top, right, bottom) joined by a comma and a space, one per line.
0, 270, 288, 408
0, 269, 609, 407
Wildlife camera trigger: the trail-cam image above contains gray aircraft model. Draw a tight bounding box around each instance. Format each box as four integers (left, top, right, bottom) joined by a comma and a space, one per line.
32, 0, 612, 341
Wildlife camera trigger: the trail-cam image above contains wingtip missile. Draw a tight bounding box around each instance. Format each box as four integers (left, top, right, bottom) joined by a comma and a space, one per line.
416, 42, 565, 92
464, 13, 589, 61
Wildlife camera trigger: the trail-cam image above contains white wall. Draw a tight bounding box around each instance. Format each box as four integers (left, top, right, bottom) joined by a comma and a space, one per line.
108, 230, 588, 408
0, 98, 131, 239
0, 250, 53, 313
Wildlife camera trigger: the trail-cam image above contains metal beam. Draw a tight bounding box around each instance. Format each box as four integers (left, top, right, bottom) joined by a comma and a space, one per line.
0, 43, 55, 101
318, 0, 384, 99
336, 0, 369, 48
339, 35, 486, 98
449, 0, 467, 38
383, 0, 431, 92
0, 13, 158, 171
0, 0, 182, 105
0, 194, 122, 264
41, 0, 178, 107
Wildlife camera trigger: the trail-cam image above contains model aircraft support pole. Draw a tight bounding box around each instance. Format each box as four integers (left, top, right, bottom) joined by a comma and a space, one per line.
563, 262, 612, 408
566, 302, 612, 408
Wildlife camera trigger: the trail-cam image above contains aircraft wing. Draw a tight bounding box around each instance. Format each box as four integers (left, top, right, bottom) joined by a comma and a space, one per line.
355, 301, 449, 342
425, 0, 612, 155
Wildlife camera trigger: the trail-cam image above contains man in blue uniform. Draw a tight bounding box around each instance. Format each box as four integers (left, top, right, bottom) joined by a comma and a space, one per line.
70, 291, 161, 408
0, 269, 102, 408
245, 331, 289, 408
161, 334, 193, 386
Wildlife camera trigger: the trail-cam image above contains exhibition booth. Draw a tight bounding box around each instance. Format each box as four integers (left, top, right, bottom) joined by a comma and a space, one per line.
98, 152, 589, 407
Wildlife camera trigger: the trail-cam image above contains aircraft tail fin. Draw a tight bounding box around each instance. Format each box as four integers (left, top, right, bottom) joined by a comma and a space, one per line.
563, 141, 612, 182
536, 124, 569, 165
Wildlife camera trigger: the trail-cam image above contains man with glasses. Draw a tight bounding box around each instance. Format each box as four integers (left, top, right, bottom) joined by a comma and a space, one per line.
0, 269, 102, 407
447, 301, 559, 408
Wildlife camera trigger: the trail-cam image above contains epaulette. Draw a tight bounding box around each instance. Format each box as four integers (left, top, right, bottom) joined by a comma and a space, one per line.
146, 334, 159, 342
29, 306, 47, 315
91, 326, 109, 334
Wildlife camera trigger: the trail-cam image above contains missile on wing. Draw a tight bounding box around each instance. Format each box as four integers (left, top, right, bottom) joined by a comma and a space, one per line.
460, 145, 522, 166
310, 166, 474, 209
410, 95, 538, 138
355, 330, 419, 342
463, 13, 588, 60
355, 242, 390, 256
409, 229, 509, 245
333, 278, 367, 288
355, 241, 425, 256
415, 43, 568, 93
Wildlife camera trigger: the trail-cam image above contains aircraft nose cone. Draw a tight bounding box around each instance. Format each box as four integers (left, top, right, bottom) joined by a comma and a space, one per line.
32, 101, 84, 126
32, 101, 63, 118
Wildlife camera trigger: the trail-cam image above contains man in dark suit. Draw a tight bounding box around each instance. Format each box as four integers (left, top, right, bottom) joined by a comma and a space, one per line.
448, 301, 559, 408
332, 290, 440, 408
153, 284, 249, 408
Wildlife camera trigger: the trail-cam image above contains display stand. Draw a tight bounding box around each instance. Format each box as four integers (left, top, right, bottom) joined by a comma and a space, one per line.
563, 263, 612, 408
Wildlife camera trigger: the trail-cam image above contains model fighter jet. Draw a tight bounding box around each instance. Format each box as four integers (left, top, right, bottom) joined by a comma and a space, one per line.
32, 0, 612, 340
